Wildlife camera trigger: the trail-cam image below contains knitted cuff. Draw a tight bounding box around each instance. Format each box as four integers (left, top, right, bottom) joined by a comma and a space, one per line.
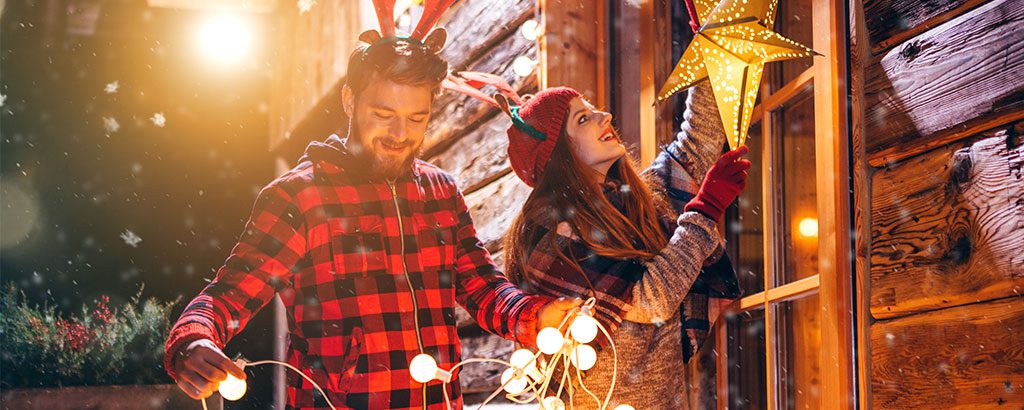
163, 323, 219, 381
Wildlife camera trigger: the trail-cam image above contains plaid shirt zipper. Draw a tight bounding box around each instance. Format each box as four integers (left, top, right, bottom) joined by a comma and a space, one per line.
387, 179, 428, 409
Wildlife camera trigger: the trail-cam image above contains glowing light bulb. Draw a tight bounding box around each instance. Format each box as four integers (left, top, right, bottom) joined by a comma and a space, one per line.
510, 348, 536, 372
798, 217, 818, 238
195, 14, 254, 67
218, 373, 247, 401
409, 353, 438, 383
613, 405, 636, 410
536, 327, 565, 355
569, 344, 597, 371
512, 56, 537, 78
542, 396, 566, 410
500, 368, 528, 394
520, 19, 540, 41
569, 314, 598, 344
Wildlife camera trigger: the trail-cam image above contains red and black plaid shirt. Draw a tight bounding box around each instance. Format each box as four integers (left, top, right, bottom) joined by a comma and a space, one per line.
164, 135, 549, 409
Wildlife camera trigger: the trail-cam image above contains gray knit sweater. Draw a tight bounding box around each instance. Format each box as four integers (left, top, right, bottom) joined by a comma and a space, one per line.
566, 80, 727, 410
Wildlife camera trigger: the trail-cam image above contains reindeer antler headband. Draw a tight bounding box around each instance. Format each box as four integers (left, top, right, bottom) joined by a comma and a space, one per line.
359, 0, 457, 54
442, 71, 548, 141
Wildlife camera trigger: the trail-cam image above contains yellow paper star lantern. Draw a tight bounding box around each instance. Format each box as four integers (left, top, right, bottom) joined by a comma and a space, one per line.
658, 0, 819, 149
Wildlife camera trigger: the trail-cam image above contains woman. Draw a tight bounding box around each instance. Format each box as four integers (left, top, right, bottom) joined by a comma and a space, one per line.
488, 79, 750, 408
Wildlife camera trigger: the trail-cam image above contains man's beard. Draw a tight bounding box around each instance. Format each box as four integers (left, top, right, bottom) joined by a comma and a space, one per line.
347, 122, 420, 179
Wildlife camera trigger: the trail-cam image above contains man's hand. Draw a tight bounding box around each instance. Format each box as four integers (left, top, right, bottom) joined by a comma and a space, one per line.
173, 339, 246, 400
537, 297, 583, 330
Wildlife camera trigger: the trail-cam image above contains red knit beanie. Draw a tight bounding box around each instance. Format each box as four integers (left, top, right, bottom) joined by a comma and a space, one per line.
506, 87, 581, 187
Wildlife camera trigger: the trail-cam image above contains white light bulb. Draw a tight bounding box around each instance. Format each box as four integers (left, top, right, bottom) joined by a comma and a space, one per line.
536, 327, 565, 355
510, 348, 536, 372
569, 314, 598, 344
218, 373, 247, 401
798, 217, 819, 238
500, 367, 528, 395
409, 353, 438, 383
512, 56, 537, 78
520, 19, 540, 41
542, 396, 566, 410
612, 405, 635, 410
569, 344, 597, 371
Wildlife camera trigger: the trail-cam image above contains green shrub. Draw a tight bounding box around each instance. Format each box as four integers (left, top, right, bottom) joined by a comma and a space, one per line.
0, 284, 178, 388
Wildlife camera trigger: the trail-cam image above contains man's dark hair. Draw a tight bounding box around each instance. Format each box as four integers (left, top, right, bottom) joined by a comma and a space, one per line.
345, 39, 449, 96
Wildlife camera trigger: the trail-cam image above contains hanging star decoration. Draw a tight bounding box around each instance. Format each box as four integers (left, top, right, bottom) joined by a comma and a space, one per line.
658, 0, 819, 149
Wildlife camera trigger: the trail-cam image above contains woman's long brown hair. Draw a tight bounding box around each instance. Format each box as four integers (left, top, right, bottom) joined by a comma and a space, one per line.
503, 121, 671, 284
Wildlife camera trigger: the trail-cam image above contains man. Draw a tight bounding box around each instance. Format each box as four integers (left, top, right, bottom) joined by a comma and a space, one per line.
164, 29, 577, 409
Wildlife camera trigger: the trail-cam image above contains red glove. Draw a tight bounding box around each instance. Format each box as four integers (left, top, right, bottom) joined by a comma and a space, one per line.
684, 146, 752, 223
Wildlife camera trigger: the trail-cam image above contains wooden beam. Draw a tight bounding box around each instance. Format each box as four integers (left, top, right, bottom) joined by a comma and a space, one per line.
870, 131, 1024, 320
638, 0, 657, 167
863, 0, 1024, 166
539, 0, 608, 106
862, 0, 988, 54
428, 113, 514, 195
463, 172, 532, 253
441, 0, 536, 71
870, 296, 1024, 408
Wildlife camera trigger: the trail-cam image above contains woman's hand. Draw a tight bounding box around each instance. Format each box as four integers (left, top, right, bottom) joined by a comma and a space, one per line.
684, 146, 752, 223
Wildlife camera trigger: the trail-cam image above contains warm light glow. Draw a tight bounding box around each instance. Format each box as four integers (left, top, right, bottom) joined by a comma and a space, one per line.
501, 368, 528, 394
409, 353, 438, 383
195, 14, 255, 67
613, 405, 636, 410
569, 345, 597, 371
512, 56, 537, 78
536, 327, 565, 355
520, 19, 540, 41
218, 373, 247, 401
542, 396, 566, 410
798, 217, 819, 238
569, 314, 599, 344
510, 348, 537, 372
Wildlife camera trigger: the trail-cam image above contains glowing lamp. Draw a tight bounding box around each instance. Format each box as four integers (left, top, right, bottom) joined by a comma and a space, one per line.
512, 56, 537, 78
500, 368, 528, 394
520, 19, 540, 41
409, 353, 438, 383
569, 345, 597, 371
536, 327, 565, 355
798, 217, 818, 238
613, 405, 636, 410
542, 396, 566, 410
218, 373, 247, 401
510, 348, 537, 372
569, 314, 599, 344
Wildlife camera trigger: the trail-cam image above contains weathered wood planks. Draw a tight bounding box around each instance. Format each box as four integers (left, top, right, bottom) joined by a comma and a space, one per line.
425, 29, 538, 156
862, 0, 1024, 166
429, 114, 513, 195
463, 172, 532, 254
870, 296, 1024, 409
862, 0, 988, 54
870, 131, 1024, 320
440, 0, 534, 71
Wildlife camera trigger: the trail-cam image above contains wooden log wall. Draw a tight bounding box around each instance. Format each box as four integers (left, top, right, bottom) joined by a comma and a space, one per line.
428, 0, 539, 394
851, 0, 1024, 407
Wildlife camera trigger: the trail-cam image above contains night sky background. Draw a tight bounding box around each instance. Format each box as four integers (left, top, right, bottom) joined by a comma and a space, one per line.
2, 1, 294, 406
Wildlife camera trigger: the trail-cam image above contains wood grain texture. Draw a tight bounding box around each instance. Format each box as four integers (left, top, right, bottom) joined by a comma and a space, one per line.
429, 114, 513, 195
541, 0, 606, 103
456, 331, 517, 393
870, 132, 1024, 319
863, 0, 1024, 165
440, 0, 534, 71
424, 29, 538, 155
862, 0, 988, 54
870, 296, 1024, 409
463, 172, 531, 253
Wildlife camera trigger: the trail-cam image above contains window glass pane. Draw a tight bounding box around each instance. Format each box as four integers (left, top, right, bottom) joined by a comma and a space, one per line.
768, 0, 814, 94
726, 121, 765, 295
771, 87, 817, 285
776, 294, 822, 409
727, 309, 767, 408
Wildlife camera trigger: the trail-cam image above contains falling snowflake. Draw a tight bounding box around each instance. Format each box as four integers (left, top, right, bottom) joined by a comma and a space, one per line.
0, 93, 6, 107
104, 81, 119, 94
102, 116, 120, 133
120, 229, 142, 247
297, 0, 315, 14
150, 112, 166, 127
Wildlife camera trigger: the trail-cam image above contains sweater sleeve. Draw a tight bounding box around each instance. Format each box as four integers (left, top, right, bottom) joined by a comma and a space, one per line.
163, 183, 306, 380
624, 212, 724, 324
